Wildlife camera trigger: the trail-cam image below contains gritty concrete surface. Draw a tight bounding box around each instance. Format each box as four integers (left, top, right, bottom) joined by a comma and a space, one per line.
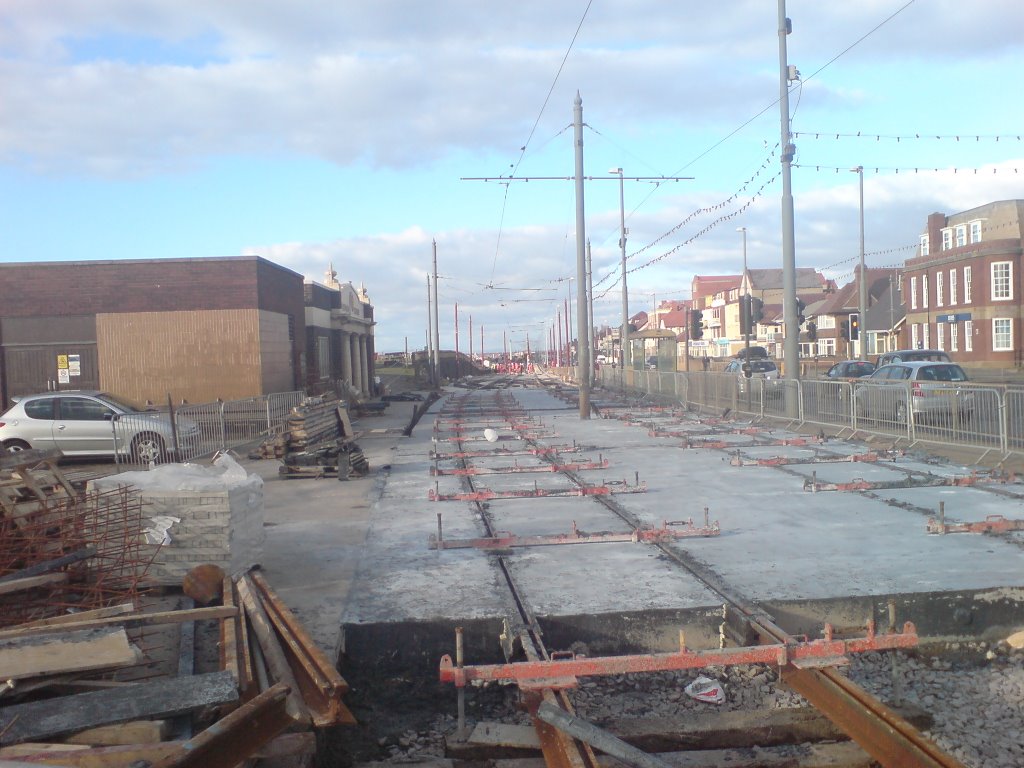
242, 377, 1024, 664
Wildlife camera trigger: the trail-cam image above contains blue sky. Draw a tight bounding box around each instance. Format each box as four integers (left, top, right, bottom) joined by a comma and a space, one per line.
2, 1, 1023, 353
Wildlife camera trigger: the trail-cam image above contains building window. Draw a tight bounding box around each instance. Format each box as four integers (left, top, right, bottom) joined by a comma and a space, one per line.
993, 319, 1013, 351
936, 323, 944, 351
936, 272, 944, 307
965, 320, 973, 352
923, 323, 930, 348
910, 276, 917, 310
949, 269, 957, 305
922, 274, 929, 309
992, 261, 1012, 300
969, 220, 982, 244
950, 323, 958, 352
920, 235, 929, 256
941, 229, 952, 250
911, 323, 919, 349
954, 224, 966, 248
964, 266, 972, 303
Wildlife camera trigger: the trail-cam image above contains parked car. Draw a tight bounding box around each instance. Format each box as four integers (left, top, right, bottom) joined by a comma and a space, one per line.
875, 349, 951, 367
646, 355, 658, 370
823, 360, 876, 380
733, 346, 769, 361
854, 362, 973, 423
723, 358, 780, 396
0, 391, 199, 462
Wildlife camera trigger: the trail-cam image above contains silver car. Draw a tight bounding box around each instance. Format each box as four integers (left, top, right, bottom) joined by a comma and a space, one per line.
854, 362, 973, 423
0, 391, 198, 462
723, 358, 780, 396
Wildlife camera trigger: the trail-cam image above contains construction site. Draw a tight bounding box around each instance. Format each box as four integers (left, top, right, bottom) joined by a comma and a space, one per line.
2, 373, 1024, 768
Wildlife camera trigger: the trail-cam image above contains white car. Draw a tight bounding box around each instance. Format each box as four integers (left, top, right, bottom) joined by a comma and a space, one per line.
0, 390, 199, 462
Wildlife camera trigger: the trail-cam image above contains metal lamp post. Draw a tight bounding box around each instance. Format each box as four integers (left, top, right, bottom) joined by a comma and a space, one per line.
610, 167, 629, 372
738, 226, 750, 362
851, 165, 866, 361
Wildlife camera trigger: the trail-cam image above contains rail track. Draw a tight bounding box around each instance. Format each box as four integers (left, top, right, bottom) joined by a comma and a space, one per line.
431, 375, 969, 768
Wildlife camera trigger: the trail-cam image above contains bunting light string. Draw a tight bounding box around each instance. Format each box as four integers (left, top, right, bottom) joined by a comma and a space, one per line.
866, 243, 918, 258
623, 171, 782, 280
592, 145, 780, 294
793, 131, 1023, 143
794, 163, 1023, 175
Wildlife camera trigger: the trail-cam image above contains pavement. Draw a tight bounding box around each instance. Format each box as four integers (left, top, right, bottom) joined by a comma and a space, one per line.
241, 376, 1024, 670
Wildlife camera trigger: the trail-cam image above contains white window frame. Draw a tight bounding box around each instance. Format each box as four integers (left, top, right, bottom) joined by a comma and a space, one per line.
949, 269, 957, 305
992, 261, 1013, 301
936, 272, 944, 307
923, 323, 930, 348
920, 235, 929, 256
950, 322, 959, 352
941, 228, 952, 250
993, 318, 1013, 351
911, 323, 919, 349
964, 266, 972, 303
965, 320, 973, 351
969, 220, 982, 244
936, 323, 944, 351
954, 224, 966, 248
910, 276, 918, 310
316, 336, 330, 380
922, 274, 929, 309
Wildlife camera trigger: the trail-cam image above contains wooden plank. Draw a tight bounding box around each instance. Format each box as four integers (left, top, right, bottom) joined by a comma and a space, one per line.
0, 743, 90, 757
0, 670, 239, 745
1, 733, 313, 767
235, 576, 309, 726
0, 628, 140, 681
168, 596, 195, 740
0, 548, 96, 584
0, 606, 237, 641
64, 720, 170, 746
17, 603, 135, 629
0, 573, 67, 596
486, 743, 874, 768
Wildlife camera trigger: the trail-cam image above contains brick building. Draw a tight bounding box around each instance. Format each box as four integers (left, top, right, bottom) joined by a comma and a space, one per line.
0, 256, 307, 408
904, 200, 1023, 368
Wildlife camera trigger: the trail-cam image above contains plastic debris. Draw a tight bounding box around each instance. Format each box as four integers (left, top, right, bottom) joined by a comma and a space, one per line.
684, 675, 725, 704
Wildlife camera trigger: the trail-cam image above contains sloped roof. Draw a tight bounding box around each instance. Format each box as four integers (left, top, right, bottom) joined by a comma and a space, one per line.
692, 275, 741, 300
748, 267, 825, 291
660, 309, 688, 329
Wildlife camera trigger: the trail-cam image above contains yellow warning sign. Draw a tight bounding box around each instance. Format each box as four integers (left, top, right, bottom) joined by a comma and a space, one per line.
57, 355, 69, 369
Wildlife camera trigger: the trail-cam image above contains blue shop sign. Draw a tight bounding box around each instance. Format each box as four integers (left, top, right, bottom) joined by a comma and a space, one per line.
938, 312, 971, 323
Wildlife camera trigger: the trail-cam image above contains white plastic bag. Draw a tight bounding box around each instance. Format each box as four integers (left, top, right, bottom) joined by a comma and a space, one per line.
684, 675, 724, 704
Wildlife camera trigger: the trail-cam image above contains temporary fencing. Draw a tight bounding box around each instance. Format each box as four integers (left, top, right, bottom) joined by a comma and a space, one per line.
113, 390, 304, 468
599, 367, 1023, 460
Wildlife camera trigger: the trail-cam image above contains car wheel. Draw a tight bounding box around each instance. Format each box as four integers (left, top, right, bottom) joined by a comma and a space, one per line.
894, 401, 907, 424
3, 439, 30, 453
131, 433, 166, 464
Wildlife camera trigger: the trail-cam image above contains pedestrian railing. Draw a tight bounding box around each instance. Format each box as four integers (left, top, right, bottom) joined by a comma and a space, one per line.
598, 368, 1023, 460
113, 390, 305, 468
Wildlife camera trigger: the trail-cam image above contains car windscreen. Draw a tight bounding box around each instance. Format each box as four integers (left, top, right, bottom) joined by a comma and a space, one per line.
917, 364, 968, 382
848, 362, 875, 376
95, 393, 144, 413
748, 361, 776, 373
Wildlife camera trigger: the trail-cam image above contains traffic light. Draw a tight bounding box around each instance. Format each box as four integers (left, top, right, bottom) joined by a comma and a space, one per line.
840, 320, 849, 340
739, 295, 751, 336
749, 297, 764, 324
795, 298, 806, 326
806, 321, 818, 342
849, 313, 860, 341
690, 309, 703, 340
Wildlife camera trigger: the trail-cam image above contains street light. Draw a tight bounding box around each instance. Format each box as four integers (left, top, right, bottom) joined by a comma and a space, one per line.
609, 167, 629, 370
738, 226, 751, 364
851, 166, 866, 361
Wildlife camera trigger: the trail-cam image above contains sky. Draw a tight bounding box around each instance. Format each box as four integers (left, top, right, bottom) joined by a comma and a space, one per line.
2, 0, 1023, 355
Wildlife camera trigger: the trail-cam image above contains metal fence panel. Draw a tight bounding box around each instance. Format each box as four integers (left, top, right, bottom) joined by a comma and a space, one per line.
852, 381, 911, 439
800, 379, 854, 429
1007, 390, 1024, 453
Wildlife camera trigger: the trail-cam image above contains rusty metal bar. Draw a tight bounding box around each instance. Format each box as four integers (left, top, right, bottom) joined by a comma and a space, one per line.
429, 518, 719, 550
439, 622, 918, 688
428, 480, 646, 502
430, 458, 609, 476
781, 666, 967, 768
927, 514, 1024, 534
150, 682, 296, 768
431, 444, 581, 460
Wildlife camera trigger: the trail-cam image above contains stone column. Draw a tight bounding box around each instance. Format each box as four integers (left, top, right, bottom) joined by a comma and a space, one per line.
341, 331, 353, 392
359, 335, 370, 394
351, 334, 364, 395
